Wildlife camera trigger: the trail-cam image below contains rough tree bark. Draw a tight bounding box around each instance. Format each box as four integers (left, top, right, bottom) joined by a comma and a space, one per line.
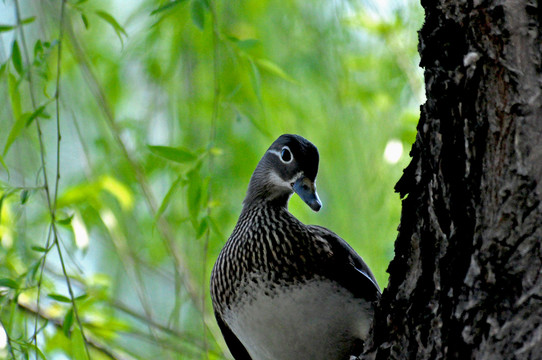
367, 1, 542, 359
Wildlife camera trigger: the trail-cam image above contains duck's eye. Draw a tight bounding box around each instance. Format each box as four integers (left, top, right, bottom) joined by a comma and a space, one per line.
280, 147, 293, 163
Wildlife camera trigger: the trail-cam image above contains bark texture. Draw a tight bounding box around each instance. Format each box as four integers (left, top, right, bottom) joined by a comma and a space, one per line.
368, 1, 542, 359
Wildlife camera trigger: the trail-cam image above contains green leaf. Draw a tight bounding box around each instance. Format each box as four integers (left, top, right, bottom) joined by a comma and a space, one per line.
72, 326, 89, 360
81, 14, 89, 29
26, 343, 47, 360
3, 112, 29, 157
57, 214, 74, 225
190, 0, 205, 30
2, 73, 25, 157
151, 0, 189, 15
187, 181, 201, 222
237, 39, 260, 51
187, 169, 202, 222
63, 308, 74, 337
95, 11, 127, 35
21, 16, 36, 25
11, 40, 23, 75
74, 294, 88, 301
99, 175, 134, 210
0, 25, 16, 33
0, 17, 34, 33
154, 175, 184, 223
0, 193, 6, 219
31, 245, 50, 253
0, 153, 7, 173
249, 59, 262, 105
27, 260, 42, 282
208, 216, 224, 239
26, 99, 53, 126
0, 278, 19, 289
256, 58, 296, 83
3, 99, 51, 156
20, 189, 30, 204
209, 147, 223, 157
48, 293, 72, 303
8, 71, 21, 121
196, 216, 209, 238
25, 103, 50, 126
147, 145, 197, 163
33, 40, 43, 59
56, 183, 97, 208
95, 10, 127, 45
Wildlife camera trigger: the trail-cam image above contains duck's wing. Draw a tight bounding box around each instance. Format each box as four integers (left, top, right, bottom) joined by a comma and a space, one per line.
214, 310, 253, 360
307, 225, 381, 301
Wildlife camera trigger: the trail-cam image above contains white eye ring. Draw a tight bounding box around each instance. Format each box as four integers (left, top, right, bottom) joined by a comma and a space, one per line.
280, 146, 293, 164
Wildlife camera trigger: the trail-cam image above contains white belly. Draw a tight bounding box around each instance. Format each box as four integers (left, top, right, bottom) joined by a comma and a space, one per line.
223, 278, 373, 360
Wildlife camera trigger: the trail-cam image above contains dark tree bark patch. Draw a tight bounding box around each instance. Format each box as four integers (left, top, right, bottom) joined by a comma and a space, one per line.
368, 1, 542, 359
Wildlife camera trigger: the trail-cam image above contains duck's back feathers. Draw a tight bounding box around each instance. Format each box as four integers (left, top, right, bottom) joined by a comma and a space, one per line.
307, 225, 381, 301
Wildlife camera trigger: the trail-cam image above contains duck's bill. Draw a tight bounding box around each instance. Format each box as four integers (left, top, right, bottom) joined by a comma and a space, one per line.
293, 177, 322, 212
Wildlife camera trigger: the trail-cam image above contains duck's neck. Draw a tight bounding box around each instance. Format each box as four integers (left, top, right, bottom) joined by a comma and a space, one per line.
243, 167, 292, 210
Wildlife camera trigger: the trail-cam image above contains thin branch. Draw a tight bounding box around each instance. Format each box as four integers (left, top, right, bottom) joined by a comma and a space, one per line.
17, 301, 131, 360
52, 0, 65, 213
0, 318, 16, 360
73, 109, 166, 354
98, 213, 165, 357
63, 14, 217, 334
39, 267, 215, 353
13, 1, 91, 358
12, 0, 54, 358
202, 0, 222, 357
17, 294, 225, 360
111, 301, 222, 356
71, 110, 93, 176
49, 1, 93, 357
33, 223, 53, 355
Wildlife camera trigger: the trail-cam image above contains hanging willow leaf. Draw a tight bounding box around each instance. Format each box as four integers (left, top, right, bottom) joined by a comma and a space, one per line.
11, 40, 23, 75
20, 16, 36, 25
190, 0, 205, 30
0, 25, 16, 32
72, 326, 89, 360
3, 112, 28, 157
187, 173, 202, 223
154, 175, 184, 224
63, 308, 74, 337
249, 58, 262, 106
151, 0, 189, 15
48, 293, 72, 303
0, 153, 7, 173
0, 278, 19, 289
147, 145, 197, 163
256, 58, 296, 83
81, 14, 89, 29
20, 189, 29, 204
95, 10, 127, 45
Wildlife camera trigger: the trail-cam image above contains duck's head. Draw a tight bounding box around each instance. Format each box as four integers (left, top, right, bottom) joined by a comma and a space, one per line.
244, 134, 321, 212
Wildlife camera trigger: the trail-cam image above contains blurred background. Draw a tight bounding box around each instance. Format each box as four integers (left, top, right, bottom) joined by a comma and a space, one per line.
0, 0, 423, 358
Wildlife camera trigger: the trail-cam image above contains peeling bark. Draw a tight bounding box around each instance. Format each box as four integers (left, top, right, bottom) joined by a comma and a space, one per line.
368, 1, 542, 359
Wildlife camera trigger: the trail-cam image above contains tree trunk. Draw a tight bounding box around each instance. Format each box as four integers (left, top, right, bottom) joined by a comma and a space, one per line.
368, 1, 542, 359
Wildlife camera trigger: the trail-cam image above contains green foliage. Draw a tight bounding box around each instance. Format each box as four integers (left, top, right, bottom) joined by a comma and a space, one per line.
147, 145, 198, 163
0, 0, 422, 358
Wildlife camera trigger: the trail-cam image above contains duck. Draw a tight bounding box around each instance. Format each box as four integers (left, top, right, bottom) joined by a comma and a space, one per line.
210, 134, 380, 360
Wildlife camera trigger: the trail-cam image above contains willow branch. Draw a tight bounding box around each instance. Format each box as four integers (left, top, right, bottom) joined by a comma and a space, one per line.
63, 13, 209, 326
13, 1, 91, 358
0, 318, 16, 360
17, 301, 130, 360
201, 0, 222, 357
